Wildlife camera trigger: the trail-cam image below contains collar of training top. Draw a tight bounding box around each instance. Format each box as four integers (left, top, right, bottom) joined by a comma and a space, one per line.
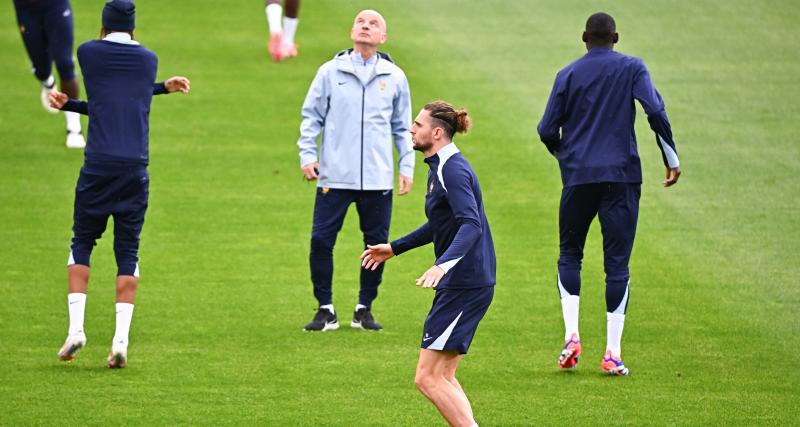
103, 32, 140, 46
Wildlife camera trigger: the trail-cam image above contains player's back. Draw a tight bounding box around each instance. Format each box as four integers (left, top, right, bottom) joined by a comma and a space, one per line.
556, 48, 646, 185
77, 39, 158, 165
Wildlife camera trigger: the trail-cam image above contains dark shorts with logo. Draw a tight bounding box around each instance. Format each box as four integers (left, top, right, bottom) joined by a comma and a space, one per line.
420, 286, 494, 354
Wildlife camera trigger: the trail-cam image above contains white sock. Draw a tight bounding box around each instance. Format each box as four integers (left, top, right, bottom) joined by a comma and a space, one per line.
560, 295, 580, 340
113, 303, 135, 346
606, 312, 625, 356
65, 111, 81, 133
265, 4, 282, 34
42, 75, 55, 89
319, 304, 334, 315
67, 293, 86, 335
282, 17, 298, 46
355, 303, 367, 311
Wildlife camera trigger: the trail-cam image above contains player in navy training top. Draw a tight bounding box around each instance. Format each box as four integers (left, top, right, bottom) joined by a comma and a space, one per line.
48, 0, 190, 369
537, 12, 682, 376
362, 101, 495, 427
13, 0, 85, 148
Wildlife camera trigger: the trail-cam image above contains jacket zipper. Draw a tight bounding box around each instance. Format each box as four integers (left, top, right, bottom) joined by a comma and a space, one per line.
360, 85, 365, 191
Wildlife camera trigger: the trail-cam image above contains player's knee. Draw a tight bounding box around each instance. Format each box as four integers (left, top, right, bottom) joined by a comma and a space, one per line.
414, 372, 436, 393
310, 235, 334, 254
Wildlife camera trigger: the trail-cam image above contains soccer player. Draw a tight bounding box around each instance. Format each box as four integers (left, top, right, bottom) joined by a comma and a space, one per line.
265, 0, 300, 62
537, 12, 681, 376
361, 101, 495, 427
297, 9, 413, 332
48, 0, 190, 368
13, 0, 85, 148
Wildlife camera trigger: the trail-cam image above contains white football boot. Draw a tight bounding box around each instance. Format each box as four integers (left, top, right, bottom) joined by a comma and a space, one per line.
57, 332, 87, 362
107, 340, 128, 369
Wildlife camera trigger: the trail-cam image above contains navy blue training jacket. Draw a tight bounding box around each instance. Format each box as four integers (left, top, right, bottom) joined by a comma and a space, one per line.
537, 47, 680, 187
391, 143, 496, 289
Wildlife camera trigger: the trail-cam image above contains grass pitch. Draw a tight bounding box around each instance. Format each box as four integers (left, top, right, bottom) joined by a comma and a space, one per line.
1, 0, 798, 425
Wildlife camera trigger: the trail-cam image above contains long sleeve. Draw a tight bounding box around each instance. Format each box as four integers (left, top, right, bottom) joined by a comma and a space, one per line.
633, 60, 680, 168
435, 164, 482, 273
391, 73, 414, 178
537, 71, 567, 157
152, 81, 168, 95
297, 67, 330, 167
61, 99, 89, 115
391, 222, 433, 256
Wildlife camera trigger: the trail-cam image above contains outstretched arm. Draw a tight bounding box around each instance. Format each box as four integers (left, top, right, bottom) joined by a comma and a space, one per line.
50, 90, 88, 115
361, 222, 432, 271
154, 76, 191, 95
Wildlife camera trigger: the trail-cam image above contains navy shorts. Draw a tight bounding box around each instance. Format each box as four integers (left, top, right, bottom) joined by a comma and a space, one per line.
14, 0, 76, 81
421, 287, 494, 354
69, 163, 149, 277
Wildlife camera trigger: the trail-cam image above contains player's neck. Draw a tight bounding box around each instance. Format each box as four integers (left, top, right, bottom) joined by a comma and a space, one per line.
423, 140, 453, 158
585, 42, 614, 51
353, 44, 378, 61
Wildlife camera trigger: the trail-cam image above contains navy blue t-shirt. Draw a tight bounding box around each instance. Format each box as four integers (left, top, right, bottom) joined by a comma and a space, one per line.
538, 47, 680, 187
77, 39, 158, 165
391, 143, 496, 289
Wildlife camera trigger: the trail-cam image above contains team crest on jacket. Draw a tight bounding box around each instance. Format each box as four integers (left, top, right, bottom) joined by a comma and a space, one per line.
379, 81, 386, 90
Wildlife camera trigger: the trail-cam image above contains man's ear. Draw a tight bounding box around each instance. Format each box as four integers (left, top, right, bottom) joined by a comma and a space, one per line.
582, 31, 588, 43
612, 32, 619, 44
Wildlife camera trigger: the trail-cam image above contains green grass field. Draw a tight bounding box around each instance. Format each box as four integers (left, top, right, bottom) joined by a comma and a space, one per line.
1, 0, 798, 425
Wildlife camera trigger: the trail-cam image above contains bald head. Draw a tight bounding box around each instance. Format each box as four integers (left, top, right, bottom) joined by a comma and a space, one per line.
351, 9, 388, 48
356, 9, 387, 31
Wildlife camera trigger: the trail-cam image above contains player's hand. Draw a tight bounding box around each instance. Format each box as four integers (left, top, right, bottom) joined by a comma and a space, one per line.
360, 244, 395, 271
49, 90, 68, 109
416, 265, 445, 288
663, 166, 681, 187
165, 76, 191, 93
302, 162, 320, 181
398, 175, 413, 196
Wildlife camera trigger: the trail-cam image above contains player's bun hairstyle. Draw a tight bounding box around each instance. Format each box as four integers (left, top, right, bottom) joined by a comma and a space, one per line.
423, 100, 471, 139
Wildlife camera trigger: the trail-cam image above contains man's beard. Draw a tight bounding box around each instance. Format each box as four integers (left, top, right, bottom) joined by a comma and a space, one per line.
412, 138, 433, 152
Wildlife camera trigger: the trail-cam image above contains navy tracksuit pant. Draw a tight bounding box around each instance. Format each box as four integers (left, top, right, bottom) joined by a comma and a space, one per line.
14, 0, 76, 82
309, 188, 392, 307
558, 183, 640, 313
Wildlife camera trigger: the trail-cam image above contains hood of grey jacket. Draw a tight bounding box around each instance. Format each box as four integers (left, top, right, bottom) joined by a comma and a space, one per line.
297, 49, 414, 191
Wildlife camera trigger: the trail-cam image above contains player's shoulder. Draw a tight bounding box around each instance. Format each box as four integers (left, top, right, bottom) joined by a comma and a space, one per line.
614, 50, 647, 68
77, 39, 103, 53
441, 152, 474, 180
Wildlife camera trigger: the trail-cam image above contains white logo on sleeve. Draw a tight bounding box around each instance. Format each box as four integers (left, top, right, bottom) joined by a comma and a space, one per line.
63, 9, 71, 17
422, 333, 433, 342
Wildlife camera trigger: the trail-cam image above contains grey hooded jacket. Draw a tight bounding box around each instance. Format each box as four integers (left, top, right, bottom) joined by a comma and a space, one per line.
297, 49, 414, 190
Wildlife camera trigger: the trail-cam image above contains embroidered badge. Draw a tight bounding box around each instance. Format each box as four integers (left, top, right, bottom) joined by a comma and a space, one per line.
379, 81, 387, 90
